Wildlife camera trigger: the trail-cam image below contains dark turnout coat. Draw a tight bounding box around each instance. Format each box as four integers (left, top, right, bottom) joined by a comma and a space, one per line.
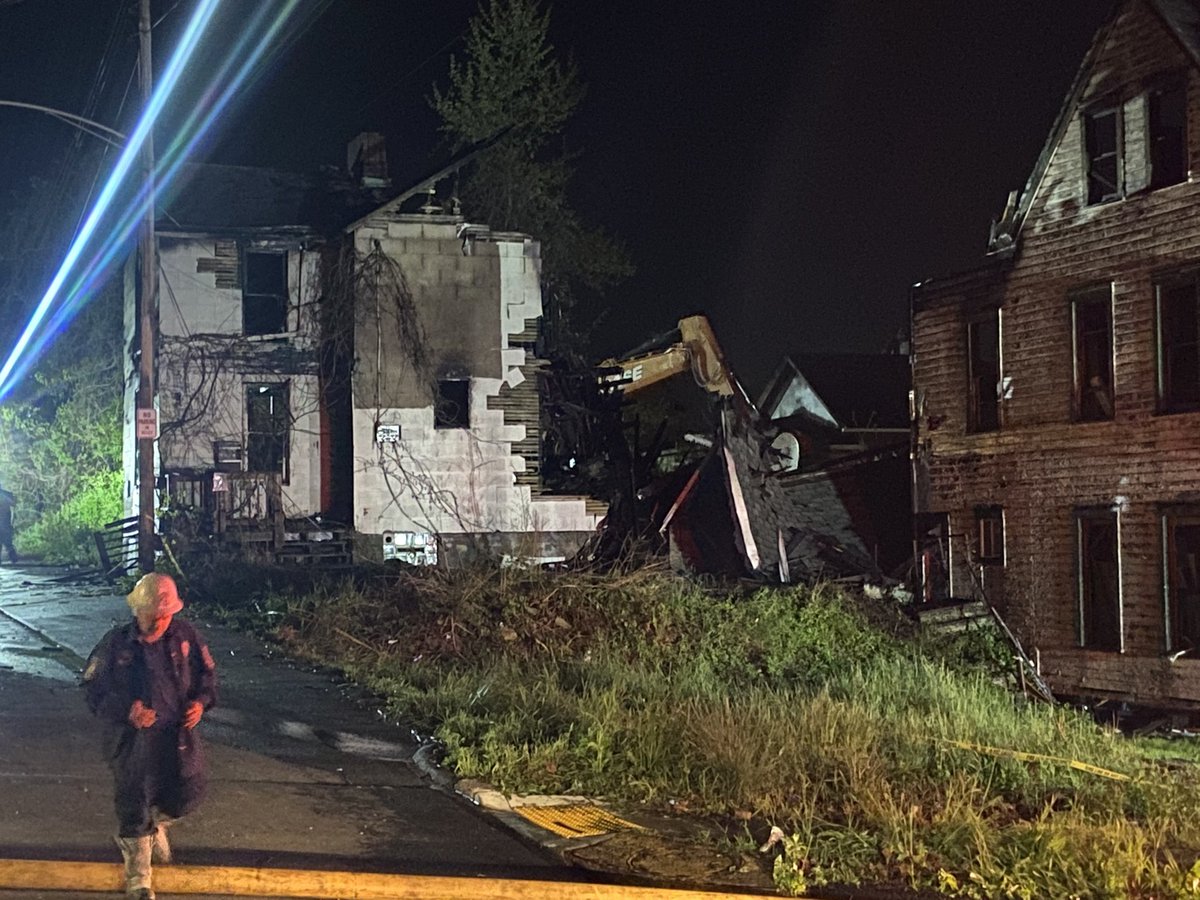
83, 618, 218, 834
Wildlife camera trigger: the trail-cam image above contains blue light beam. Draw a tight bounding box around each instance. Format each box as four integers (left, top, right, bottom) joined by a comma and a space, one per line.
1, 0, 313, 395
0, 0, 222, 398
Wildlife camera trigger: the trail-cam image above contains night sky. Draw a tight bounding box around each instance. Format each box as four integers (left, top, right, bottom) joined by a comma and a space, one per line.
0, 0, 1111, 394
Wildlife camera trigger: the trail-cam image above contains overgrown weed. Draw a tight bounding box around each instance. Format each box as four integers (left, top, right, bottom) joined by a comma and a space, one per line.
184, 559, 1200, 897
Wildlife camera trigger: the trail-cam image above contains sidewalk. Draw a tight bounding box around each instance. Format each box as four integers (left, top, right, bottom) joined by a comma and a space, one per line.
0, 565, 570, 879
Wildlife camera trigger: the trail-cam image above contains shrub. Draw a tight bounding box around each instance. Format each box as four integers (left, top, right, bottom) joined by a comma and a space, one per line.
18, 468, 123, 562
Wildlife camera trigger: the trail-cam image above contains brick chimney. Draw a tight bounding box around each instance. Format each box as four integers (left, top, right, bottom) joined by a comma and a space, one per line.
347, 132, 390, 188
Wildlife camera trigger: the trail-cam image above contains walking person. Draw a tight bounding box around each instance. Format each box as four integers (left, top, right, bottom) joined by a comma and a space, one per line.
0, 482, 17, 563
83, 573, 217, 899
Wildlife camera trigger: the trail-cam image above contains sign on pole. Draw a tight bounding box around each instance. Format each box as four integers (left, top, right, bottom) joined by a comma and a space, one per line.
136, 407, 157, 439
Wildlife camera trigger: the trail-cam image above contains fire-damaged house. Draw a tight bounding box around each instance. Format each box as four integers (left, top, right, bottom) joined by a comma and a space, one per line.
122, 134, 604, 566
911, 0, 1200, 708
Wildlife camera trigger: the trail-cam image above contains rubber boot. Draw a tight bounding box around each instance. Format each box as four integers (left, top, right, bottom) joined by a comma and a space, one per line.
151, 815, 174, 864
114, 835, 155, 899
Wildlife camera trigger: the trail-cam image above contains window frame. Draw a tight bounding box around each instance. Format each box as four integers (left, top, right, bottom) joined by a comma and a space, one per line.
1155, 269, 1200, 414
245, 381, 290, 480
1162, 508, 1200, 655
242, 249, 290, 337
966, 307, 1001, 434
975, 506, 1005, 566
1075, 506, 1123, 652
1147, 75, 1188, 191
1069, 285, 1115, 422
1082, 101, 1124, 205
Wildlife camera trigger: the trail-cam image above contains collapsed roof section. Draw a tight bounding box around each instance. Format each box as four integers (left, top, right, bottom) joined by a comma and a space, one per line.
600, 315, 894, 583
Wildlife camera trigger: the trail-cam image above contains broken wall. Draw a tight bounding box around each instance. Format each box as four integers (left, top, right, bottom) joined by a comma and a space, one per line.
348, 215, 602, 557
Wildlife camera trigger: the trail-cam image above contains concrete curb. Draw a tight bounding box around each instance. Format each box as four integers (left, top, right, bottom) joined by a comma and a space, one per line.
0, 858, 775, 899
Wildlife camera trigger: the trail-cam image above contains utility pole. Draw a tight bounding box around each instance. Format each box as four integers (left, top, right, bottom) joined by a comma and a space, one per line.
136, 0, 158, 572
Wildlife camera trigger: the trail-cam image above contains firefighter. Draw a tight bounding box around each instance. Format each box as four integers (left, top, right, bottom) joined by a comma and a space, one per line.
83, 573, 217, 900
0, 481, 17, 563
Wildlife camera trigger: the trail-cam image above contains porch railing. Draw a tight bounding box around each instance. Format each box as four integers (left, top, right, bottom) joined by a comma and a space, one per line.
165, 471, 285, 547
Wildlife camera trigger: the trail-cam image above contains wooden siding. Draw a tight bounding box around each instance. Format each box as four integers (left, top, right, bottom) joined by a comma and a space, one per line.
486, 354, 546, 488
912, 0, 1200, 708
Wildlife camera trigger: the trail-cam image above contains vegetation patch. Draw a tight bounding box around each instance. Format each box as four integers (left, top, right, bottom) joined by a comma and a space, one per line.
185, 559, 1200, 898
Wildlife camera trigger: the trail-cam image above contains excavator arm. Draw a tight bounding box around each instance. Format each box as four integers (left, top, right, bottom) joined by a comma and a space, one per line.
600, 315, 737, 397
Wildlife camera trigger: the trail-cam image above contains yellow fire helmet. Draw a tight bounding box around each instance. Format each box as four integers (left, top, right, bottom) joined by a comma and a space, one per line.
126, 572, 184, 617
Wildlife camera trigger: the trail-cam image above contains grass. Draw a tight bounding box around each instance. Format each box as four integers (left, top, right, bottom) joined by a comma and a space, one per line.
185, 558, 1200, 898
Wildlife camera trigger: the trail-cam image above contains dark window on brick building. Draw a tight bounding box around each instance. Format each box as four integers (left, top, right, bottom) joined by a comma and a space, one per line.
1149, 80, 1187, 190
1165, 512, 1200, 655
1071, 288, 1114, 421
1084, 106, 1122, 204
1076, 509, 1121, 651
1156, 274, 1200, 413
246, 383, 289, 476
435, 379, 469, 429
975, 506, 1004, 565
243, 251, 289, 335
967, 310, 1000, 433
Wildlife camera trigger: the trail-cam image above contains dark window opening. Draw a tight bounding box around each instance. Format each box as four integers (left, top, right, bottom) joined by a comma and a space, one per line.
976, 506, 1004, 565
1072, 289, 1114, 421
1085, 107, 1122, 204
1149, 81, 1187, 190
1166, 513, 1200, 655
243, 251, 289, 336
435, 379, 469, 429
967, 311, 1000, 433
246, 383, 289, 476
1157, 275, 1200, 412
1077, 510, 1121, 651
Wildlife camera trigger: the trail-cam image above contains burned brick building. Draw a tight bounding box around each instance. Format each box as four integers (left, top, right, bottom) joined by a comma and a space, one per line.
123, 134, 603, 566
911, 0, 1200, 707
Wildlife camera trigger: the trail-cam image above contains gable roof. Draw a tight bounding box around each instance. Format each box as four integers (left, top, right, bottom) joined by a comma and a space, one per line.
993, 0, 1200, 252
760, 353, 911, 430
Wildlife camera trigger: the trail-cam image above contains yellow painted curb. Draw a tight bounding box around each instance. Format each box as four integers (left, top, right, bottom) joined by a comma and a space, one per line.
0, 858, 769, 899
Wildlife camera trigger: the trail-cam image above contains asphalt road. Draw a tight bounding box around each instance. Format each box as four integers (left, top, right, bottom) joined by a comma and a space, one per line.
0, 564, 575, 896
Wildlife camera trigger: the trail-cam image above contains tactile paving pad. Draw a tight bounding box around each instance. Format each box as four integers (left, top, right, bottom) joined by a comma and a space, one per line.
512, 804, 646, 838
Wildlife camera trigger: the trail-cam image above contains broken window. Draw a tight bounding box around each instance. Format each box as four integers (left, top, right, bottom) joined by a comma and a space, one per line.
1084, 105, 1122, 204
967, 310, 1000, 433
243, 250, 289, 336
1149, 79, 1187, 190
975, 506, 1004, 566
1164, 511, 1200, 656
1156, 272, 1200, 413
434, 379, 469, 429
1071, 287, 1114, 421
1076, 508, 1121, 651
246, 382, 289, 476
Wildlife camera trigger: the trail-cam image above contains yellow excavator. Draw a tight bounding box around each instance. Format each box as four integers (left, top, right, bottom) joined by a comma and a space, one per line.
599, 315, 739, 399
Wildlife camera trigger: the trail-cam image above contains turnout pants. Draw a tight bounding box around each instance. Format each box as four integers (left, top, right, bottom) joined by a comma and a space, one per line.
111, 725, 206, 838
